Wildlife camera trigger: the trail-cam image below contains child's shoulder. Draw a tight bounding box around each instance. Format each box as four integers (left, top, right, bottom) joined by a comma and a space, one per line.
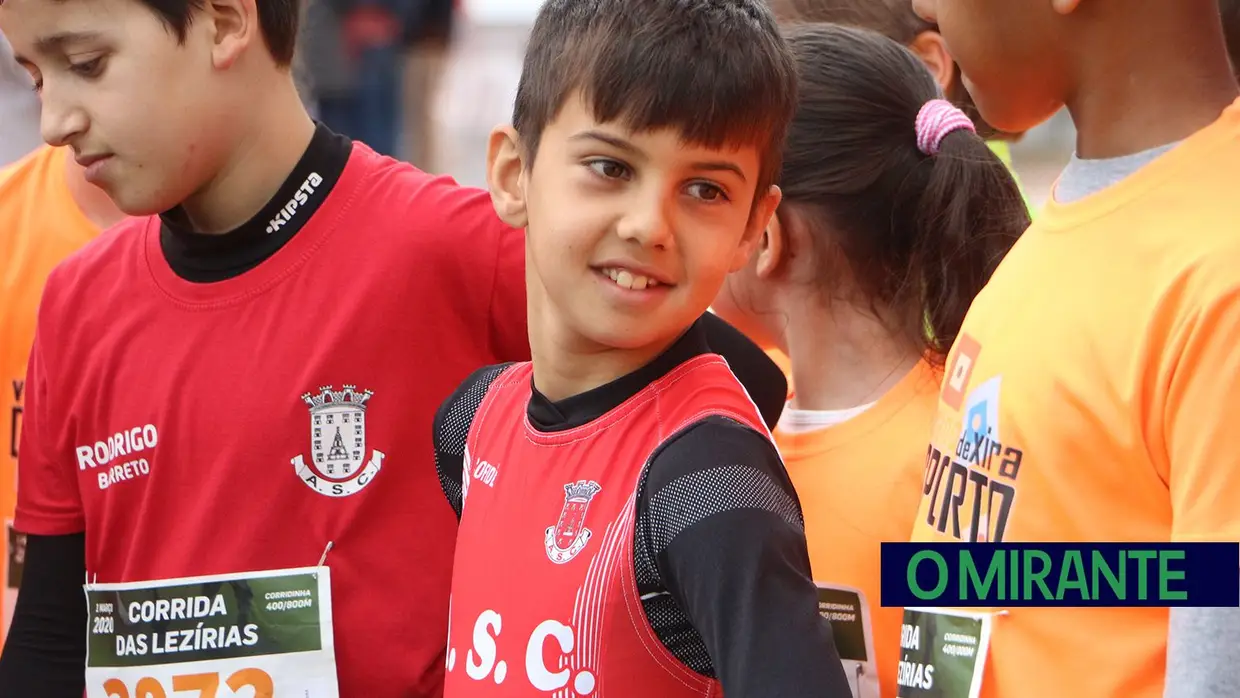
46, 214, 151, 292
348, 144, 499, 222
34, 214, 155, 345
343, 143, 515, 259
435, 363, 526, 432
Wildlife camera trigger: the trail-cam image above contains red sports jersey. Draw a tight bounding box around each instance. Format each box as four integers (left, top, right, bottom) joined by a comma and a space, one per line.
16, 144, 528, 696
444, 356, 768, 697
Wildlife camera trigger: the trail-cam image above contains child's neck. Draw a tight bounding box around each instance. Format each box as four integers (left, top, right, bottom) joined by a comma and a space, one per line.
1067, 3, 1239, 159
178, 75, 317, 234
781, 293, 921, 412
528, 297, 683, 404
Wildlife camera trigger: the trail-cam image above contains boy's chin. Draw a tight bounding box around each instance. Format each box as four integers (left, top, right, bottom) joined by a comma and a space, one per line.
570, 310, 697, 355
104, 182, 186, 219
110, 193, 169, 219
967, 80, 1062, 135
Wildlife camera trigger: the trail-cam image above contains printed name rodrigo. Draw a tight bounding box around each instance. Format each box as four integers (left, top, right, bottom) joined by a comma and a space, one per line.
76, 423, 158, 490
112, 594, 258, 657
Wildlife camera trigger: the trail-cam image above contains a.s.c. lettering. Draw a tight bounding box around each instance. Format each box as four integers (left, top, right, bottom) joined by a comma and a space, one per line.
450, 609, 597, 695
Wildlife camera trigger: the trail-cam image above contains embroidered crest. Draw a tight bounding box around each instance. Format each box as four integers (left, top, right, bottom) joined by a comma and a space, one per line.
290, 385, 385, 497
545, 480, 602, 564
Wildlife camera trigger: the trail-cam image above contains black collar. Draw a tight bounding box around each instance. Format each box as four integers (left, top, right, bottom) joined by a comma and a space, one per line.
159, 123, 352, 283
527, 319, 711, 432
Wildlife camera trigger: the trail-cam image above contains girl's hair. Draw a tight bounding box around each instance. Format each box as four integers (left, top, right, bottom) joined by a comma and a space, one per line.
767, 0, 1008, 141
779, 23, 1029, 366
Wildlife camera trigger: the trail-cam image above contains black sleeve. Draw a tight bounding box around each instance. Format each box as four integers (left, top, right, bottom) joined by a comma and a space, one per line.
433, 363, 513, 519
699, 313, 787, 431
639, 417, 850, 698
0, 533, 87, 698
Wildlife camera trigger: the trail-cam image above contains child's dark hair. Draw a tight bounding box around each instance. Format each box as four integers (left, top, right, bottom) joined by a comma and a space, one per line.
767, 0, 1009, 141
141, 0, 301, 65
780, 23, 1028, 366
512, 0, 798, 194
1222, 0, 1240, 77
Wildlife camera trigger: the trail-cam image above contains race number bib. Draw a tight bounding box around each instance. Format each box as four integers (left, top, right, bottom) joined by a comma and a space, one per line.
84, 567, 339, 698
896, 607, 993, 698
816, 584, 879, 698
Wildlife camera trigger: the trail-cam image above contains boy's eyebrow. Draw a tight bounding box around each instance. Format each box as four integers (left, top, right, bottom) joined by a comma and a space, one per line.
570, 130, 644, 156
569, 130, 748, 182
34, 30, 103, 54
688, 159, 747, 183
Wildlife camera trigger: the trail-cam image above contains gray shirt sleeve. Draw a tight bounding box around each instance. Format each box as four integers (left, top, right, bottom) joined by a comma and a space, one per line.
1164, 604, 1240, 698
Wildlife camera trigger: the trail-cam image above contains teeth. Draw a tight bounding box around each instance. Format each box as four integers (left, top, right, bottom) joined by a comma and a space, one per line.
604, 267, 658, 290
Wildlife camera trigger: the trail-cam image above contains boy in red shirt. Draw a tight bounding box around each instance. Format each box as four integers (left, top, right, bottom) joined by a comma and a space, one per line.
0, 0, 526, 692
433, 1, 849, 696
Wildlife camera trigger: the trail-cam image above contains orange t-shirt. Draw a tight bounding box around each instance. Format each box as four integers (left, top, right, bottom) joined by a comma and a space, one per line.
777, 360, 940, 698
909, 98, 1240, 698
0, 145, 100, 645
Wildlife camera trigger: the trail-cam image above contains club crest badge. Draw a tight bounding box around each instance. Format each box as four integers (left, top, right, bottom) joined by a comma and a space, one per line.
290, 385, 385, 497
545, 480, 602, 564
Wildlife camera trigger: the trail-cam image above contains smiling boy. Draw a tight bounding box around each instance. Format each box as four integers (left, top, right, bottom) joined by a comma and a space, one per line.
433, 1, 851, 696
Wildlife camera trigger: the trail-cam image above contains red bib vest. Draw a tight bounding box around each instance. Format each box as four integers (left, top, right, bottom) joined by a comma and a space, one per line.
444, 355, 771, 697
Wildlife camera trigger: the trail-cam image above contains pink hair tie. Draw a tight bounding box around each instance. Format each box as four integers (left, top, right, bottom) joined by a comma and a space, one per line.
915, 99, 976, 155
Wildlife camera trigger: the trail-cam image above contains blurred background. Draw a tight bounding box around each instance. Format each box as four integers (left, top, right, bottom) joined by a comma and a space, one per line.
427, 0, 1075, 208
0, 0, 1076, 203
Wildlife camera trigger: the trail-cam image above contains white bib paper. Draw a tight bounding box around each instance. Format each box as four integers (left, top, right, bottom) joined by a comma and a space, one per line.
816, 583, 880, 698
896, 607, 993, 698
84, 566, 339, 698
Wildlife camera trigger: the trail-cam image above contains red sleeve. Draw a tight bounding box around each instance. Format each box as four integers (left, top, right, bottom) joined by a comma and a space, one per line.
389, 166, 529, 364
485, 220, 529, 363
14, 313, 85, 536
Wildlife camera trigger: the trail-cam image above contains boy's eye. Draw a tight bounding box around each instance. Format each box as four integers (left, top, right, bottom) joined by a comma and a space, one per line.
68, 56, 105, 78
687, 181, 728, 202
586, 159, 631, 181
19, 67, 42, 94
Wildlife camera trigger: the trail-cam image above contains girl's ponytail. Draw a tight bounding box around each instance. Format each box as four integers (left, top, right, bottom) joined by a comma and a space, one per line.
912, 101, 1028, 362
778, 24, 1029, 367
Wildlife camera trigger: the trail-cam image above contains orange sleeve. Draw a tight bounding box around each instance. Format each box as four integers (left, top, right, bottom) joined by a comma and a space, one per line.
1164, 283, 1240, 542
13, 310, 85, 536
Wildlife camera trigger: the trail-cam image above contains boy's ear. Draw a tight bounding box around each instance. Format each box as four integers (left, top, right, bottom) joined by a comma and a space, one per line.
1051, 0, 1082, 15
486, 125, 529, 229
731, 184, 782, 273
754, 210, 786, 280
205, 0, 259, 69
908, 30, 955, 93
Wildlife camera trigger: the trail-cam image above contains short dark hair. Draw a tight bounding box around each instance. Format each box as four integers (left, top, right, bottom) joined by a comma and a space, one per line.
512, 0, 798, 195
1222, 0, 1240, 77
140, 0, 301, 65
778, 23, 1028, 365
767, 0, 1011, 141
